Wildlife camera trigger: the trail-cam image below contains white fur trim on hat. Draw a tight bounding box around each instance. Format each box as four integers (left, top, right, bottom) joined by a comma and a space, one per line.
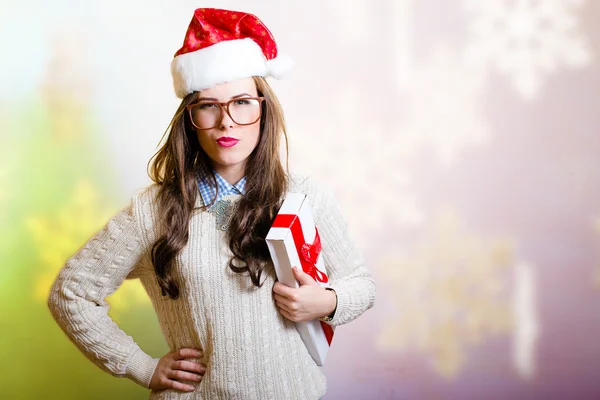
172, 38, 291, 98
266, 53, 294, 79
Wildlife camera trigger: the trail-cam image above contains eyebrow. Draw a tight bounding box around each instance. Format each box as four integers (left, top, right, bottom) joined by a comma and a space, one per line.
198, 93, 254, 101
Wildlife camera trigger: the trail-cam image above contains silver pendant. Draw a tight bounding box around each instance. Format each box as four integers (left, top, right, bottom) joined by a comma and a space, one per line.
207, 199, 236, 231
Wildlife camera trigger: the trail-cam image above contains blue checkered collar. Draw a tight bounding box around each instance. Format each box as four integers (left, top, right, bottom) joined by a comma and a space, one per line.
197, 172, 246, 207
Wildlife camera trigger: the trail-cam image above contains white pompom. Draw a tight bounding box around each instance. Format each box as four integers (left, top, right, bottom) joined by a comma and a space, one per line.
267, 53, 294, 79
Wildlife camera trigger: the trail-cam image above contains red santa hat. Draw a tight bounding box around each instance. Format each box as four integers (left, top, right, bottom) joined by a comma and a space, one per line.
171, 8, 293, 98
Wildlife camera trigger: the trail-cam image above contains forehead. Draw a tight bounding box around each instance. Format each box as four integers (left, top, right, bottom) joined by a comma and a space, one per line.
199, 77, 258, 99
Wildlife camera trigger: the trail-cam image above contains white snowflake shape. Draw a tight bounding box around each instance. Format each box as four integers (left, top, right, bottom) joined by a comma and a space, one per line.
287, 86, 423, 243
463, 0, 592, 99
401, 46, 490, 166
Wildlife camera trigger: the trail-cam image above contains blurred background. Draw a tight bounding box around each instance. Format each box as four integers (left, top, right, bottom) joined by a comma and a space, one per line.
2, 0, 599, 399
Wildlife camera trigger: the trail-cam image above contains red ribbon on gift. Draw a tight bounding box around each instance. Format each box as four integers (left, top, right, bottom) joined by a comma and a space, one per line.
272, 214, 334, 345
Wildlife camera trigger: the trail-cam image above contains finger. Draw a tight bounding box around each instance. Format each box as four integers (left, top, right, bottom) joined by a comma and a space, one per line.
173, 360, 207, 375
293, 266, 318, 286
274, 294, 299, 313
273, 281, 296, 297
173, 348, 203, 360
278, 307, 298, 322
168, 369, 203, 382
167, 379, 197, 392
275, 298, 293, 314
273, 284, 299, 301
273, 293, 293, 307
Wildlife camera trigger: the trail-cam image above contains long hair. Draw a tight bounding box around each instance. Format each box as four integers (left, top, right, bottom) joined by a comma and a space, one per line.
148, 76, 288, 299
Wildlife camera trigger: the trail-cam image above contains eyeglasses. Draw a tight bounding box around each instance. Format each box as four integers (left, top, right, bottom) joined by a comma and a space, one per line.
186, 97, 265, 130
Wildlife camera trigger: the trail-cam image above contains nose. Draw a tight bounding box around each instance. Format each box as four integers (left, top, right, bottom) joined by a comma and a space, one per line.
219, 105, 235, 129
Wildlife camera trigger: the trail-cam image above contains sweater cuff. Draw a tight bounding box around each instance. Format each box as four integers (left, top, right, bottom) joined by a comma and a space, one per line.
328, 286, 349, 326
126, 348, 160, 388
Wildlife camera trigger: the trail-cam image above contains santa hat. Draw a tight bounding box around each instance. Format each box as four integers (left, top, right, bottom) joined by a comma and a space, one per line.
171, 8, 293, 98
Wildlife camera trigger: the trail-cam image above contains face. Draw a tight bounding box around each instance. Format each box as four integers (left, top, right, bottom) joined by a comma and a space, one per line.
192, 77, 261, 182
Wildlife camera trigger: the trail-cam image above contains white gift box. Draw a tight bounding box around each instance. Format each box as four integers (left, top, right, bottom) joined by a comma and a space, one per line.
266, 193, 335, 366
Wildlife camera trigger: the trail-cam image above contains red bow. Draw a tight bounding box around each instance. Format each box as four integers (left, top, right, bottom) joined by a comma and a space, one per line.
272, 213, 334, 344
272, 214, 328, 284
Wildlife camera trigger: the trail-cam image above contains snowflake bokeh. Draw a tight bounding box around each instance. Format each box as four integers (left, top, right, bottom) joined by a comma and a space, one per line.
26, 180, 150, 315
377, 209, 515, 378
287, 86, 424, 244
401, 46, 490, 166
463, 0, 592, 99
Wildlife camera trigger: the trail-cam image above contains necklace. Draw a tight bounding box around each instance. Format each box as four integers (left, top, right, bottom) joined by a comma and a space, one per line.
207, 199, 236, 231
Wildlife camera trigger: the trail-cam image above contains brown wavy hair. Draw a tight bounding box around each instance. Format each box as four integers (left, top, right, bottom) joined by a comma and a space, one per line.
148, 76, 288, 299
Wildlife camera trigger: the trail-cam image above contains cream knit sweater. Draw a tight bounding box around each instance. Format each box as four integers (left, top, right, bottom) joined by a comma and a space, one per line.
48, 175, 376, 399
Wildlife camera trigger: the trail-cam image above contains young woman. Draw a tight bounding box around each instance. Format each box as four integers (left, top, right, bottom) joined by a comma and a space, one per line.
48, 8, 375, 400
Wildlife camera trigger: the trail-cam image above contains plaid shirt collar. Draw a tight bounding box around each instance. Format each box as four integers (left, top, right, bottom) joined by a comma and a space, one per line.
197, 172, 246, 207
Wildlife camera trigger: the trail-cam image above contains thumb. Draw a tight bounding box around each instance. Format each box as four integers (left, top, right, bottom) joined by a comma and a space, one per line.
293, 266, 317, 286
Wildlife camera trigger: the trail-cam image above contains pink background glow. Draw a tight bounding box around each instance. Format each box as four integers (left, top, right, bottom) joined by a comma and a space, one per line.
2, 1, 599, 399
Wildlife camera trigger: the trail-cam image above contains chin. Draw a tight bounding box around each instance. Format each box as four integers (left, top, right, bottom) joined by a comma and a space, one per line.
213, 156, 248, 169
216, 156, 246, 166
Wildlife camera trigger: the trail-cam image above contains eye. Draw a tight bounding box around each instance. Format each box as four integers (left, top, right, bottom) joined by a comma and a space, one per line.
234, 99, 252, 106
198, 103, 217, 109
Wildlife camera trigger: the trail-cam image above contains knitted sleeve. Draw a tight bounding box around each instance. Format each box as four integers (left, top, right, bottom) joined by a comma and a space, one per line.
297, 176, 376, 327
47, 191, 160, 388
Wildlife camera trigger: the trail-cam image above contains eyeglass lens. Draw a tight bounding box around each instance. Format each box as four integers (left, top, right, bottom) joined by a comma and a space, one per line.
190, 98, 261, 129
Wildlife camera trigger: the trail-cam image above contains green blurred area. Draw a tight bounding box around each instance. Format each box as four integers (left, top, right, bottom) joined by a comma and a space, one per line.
1, 96, 168, 399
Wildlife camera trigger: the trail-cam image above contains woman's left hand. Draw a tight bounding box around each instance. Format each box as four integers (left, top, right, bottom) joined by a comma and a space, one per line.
273, 267, 337, 322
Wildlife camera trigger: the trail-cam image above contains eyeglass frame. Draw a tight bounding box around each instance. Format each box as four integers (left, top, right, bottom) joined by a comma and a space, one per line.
186, 96, 266, 130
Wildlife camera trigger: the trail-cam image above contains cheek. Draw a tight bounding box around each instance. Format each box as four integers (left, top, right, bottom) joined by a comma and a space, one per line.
245, 126, 261, 150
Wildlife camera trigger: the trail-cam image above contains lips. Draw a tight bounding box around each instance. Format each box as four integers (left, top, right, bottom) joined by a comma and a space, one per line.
216, 137, 239, 148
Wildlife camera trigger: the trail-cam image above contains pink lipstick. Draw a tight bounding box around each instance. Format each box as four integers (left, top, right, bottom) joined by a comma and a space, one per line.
216, 137, 239, 148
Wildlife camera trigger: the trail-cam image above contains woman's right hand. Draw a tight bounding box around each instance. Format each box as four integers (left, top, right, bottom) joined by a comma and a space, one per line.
149, 348, 206, 392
